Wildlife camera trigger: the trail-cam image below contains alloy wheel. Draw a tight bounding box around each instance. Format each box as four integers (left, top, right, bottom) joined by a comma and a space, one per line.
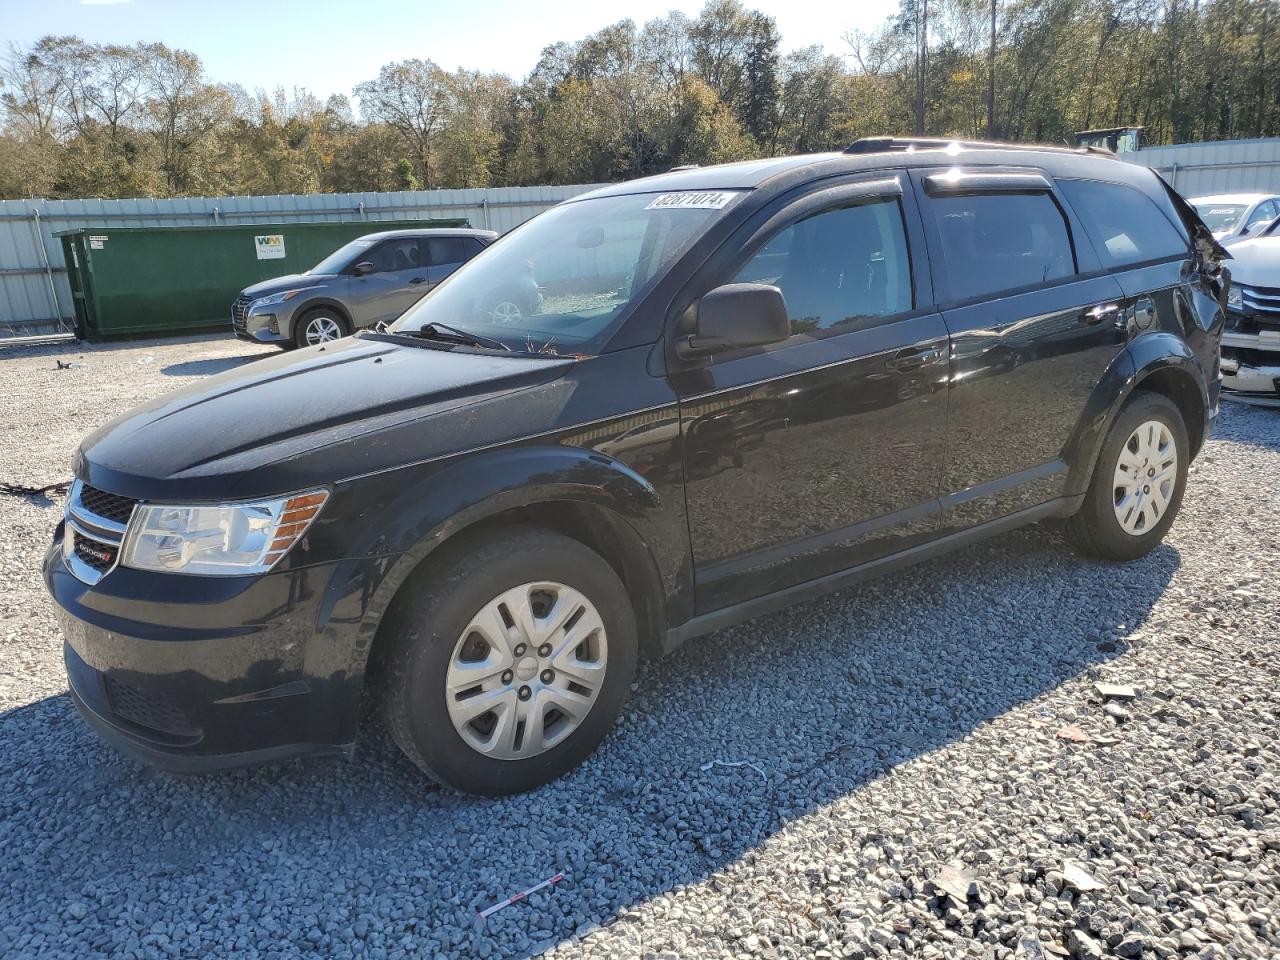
304, 316, 342, 345
444, 581, 608, 760
1112, 419, 1178, 536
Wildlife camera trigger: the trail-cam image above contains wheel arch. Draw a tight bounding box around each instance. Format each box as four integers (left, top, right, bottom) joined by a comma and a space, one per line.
348, 448, 670, 699
1064, 333, 1208, 494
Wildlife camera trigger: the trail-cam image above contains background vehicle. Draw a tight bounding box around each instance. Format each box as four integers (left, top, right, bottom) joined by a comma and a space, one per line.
49, 139, 1224, 796
1216, 217, 1280, 404
232, 228, 496, 348
1074, 125, 1145, 153
1189, 193, 1280, 241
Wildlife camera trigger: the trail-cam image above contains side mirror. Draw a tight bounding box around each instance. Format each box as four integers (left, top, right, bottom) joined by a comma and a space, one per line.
353, 261, 375, 277
676, 283, 790, 359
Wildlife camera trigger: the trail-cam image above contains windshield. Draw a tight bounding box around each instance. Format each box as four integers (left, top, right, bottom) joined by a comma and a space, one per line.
309, 237, 377, 275
1191, 203, 1246, 233
391, 191, 742, 354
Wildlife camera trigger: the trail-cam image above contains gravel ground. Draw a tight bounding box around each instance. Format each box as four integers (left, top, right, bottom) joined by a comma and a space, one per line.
0, 334, 1277, 960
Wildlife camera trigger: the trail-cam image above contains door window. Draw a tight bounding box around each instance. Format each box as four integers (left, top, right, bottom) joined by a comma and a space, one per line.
1244, 200, 1278, 231
731, 199, 912, 337
1060, 179, 1191, 267
426, 236, 469, 267
925, 192, 1075, 302
364, 238, 422, 274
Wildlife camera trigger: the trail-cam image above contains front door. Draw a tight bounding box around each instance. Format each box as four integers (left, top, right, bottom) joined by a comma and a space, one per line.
675, 177, 949, 613
910, 168, 1128, 530
348, 237, 430, 326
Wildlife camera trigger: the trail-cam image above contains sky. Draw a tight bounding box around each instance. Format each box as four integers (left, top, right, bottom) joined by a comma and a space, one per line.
3, 0, 902, 103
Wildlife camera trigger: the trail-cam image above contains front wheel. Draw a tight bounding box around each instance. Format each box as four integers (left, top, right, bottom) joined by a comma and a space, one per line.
1064, 391, 1188, 561
293, 309, 349, 348
380, 528, 637, 795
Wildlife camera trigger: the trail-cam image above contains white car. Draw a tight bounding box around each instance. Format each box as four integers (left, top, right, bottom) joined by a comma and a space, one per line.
1219, 224, 1280, 405
1189, 193, 1280, 242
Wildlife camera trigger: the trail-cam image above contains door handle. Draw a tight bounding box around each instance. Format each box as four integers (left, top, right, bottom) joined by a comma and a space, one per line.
1080, 303, 1120, 325
409, 276, 428, 285
888, 346, 943, 371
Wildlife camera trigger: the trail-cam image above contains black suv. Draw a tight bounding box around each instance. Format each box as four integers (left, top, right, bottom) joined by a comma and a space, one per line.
46, 139, 1226, 796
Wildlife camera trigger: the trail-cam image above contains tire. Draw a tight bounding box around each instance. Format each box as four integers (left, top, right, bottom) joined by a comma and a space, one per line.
1064, 391, 1188, 561
380, 527, 637, 796
293, 308, 349, 348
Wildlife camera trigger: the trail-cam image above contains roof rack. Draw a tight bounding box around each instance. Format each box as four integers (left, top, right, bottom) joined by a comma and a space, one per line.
843, 136, 1109, 158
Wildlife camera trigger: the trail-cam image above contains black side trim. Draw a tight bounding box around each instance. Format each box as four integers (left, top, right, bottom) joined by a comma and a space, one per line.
665, 497, 1082, 652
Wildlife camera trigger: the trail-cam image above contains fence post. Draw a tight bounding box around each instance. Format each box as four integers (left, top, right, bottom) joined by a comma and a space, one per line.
31, 209, 65, 327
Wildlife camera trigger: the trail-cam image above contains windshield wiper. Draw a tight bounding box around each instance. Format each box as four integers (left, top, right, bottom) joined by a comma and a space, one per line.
407, 322, 512, 352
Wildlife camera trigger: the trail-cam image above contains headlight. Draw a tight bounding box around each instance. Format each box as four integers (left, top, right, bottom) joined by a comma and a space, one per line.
250, 290, 305, 309
120, 490, 328, 576
1227, 285, 1243, 310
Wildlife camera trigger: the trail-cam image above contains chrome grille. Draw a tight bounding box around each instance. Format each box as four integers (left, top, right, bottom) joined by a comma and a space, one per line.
64, 479, 135, 585
77, 483, 137, 526
1240, 284, 1280, 319
73, 535, 117, 572
232, 295, 251, 333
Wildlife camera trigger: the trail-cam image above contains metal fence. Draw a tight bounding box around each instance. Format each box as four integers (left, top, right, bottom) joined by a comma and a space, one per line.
0, 183, 605, 342
1119, 137, 1280, 197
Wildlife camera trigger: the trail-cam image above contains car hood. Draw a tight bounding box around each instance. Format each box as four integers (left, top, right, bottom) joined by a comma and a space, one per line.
78, 336, 574, 500
241, 274, 335, 298
1220, 236, 1280, 286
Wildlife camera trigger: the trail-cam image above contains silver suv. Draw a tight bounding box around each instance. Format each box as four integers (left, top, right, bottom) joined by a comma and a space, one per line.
232, 228, 497, 348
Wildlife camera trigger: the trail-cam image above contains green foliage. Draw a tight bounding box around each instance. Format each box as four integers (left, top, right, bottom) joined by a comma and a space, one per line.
2, 0, 1279, 200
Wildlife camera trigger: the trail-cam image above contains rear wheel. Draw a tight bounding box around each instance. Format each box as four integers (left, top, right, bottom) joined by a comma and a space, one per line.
293, 309, 349, 348
381, 528, 637, 795
1064, 392, 1188, 561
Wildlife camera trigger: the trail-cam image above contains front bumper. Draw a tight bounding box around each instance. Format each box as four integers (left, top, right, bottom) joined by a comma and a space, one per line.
45, 538, 355, 771
232, 307, 290, 345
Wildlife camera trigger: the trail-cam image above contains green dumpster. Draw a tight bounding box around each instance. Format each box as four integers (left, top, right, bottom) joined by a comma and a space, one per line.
57, 218, 467, 341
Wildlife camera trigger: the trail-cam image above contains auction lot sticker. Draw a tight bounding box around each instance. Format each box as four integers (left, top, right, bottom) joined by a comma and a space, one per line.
255, 234, 287, 260
645, 191, 740, 211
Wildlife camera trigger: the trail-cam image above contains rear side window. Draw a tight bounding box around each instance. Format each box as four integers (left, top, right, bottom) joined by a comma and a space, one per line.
1059, 179, 1189, 268
732, 200, 912, 336
926, 193, 1075, 302
427, 236, 469, 267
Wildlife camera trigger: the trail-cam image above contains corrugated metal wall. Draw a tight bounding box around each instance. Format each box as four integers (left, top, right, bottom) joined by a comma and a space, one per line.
0, 184, 605, 336
1120, 138, 1280, 197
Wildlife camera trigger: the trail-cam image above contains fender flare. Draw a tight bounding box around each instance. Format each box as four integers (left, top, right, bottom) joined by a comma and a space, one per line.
1064, 332, 1208, 494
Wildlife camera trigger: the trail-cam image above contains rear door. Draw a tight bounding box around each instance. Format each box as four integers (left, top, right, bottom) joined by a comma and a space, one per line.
675, 176, 950, 612
1057, 175, 1206, 394
424, 235, 477, 289
912, 168, 1128, 531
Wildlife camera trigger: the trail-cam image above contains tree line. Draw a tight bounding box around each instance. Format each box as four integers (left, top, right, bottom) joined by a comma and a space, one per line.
2, 0, 1278, 201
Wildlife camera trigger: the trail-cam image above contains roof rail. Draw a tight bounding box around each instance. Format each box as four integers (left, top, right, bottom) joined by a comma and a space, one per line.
843, 136, 1110, 158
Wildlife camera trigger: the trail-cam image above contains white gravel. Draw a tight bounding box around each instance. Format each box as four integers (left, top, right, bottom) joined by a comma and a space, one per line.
0, 334, 1277, 960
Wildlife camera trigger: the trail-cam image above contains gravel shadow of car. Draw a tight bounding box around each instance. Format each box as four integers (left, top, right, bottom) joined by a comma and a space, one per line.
0, 525, 1178, 959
